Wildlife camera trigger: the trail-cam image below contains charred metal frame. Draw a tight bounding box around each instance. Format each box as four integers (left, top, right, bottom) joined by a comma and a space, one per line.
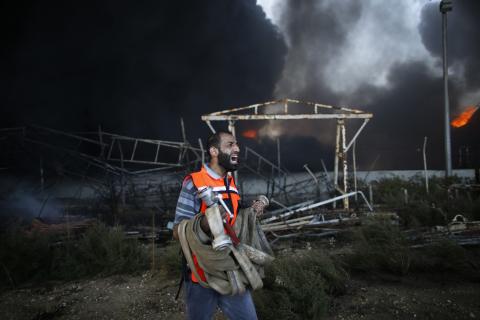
201, 98, 373, 209
0, 125, 206, 213
1, 125, 204, 175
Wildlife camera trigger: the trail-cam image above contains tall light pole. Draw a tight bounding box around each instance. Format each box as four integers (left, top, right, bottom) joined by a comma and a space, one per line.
440, 0, 453, 177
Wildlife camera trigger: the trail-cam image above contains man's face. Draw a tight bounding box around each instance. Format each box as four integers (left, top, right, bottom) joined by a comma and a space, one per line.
216, 133, 240, 171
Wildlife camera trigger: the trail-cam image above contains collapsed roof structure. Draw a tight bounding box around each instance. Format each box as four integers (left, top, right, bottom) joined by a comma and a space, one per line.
201, 98, 373, 209
1, 99, 377, 239
0, 124, 203, 218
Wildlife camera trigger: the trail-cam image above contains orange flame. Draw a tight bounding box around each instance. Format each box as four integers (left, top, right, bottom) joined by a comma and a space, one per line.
451, 106, 479, 128
242, 129, 257, 139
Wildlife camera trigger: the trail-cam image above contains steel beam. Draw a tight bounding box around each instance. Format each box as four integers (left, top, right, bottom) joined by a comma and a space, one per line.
203, 114, 372, 121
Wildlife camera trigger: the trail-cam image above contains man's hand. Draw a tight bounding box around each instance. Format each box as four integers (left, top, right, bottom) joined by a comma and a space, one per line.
173, 224, 179, 240
251, 199, 266, 217
251, 195, 269, 217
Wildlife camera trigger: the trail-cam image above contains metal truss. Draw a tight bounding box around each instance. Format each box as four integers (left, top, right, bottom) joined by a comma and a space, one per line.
1, 125, 203, 176
201, 98, 373, 209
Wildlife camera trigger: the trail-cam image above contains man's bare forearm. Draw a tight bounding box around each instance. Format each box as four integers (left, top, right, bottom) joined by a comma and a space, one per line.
173, 224, 179, 240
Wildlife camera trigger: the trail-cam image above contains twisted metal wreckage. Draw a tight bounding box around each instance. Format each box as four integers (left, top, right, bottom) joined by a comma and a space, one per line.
200, 98, 376, 242
201, 99, 480, 245
2, 99, 478, 245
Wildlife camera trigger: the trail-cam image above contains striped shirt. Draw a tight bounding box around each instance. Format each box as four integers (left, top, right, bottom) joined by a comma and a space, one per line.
173, 164, 222, 225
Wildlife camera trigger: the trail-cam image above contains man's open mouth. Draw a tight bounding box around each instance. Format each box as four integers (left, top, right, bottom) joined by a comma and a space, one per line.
230, 154, 239, 163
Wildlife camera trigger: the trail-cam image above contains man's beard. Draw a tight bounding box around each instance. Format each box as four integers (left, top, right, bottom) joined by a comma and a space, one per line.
218, 151, 239, 172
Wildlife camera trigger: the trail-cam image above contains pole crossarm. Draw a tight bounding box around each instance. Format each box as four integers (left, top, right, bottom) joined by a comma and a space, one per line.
203, 114, 372, 121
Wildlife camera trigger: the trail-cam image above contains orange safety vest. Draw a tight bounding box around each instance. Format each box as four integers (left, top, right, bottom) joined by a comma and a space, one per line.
187, 165, 241, 282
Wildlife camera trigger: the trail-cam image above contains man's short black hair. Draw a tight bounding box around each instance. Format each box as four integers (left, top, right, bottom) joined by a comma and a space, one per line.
207, 131, 231, 151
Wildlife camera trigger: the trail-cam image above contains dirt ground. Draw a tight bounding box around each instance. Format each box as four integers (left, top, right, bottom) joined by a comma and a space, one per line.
0, 271, 186, 320
1, 270, 479, 320
328, 276, 480, 320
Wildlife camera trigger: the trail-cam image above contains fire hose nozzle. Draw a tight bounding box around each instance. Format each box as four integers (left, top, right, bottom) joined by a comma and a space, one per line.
197, 187, 218, 207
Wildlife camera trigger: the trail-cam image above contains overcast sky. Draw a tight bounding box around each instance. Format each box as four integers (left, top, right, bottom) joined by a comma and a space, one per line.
1, 0, 479, 170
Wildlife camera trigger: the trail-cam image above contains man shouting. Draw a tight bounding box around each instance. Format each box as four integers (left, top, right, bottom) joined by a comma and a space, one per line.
173, 131, 266, 320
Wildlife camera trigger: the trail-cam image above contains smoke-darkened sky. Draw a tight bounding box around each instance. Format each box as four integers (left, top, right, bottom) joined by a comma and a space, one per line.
1, 0, 479, 170
1, 1, 286, 137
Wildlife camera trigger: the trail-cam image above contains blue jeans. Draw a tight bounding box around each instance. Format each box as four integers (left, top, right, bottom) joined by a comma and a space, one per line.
184, 277, 258, 320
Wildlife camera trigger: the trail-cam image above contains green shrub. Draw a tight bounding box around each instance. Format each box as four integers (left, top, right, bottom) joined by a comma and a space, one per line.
0, 223, 148, 288
397, 202, 446, 228
158, 241, 182, 278
344, 221, 411, 275
410, 240, 476, 277
363, 176, 480, 227
446, 196, 480, 222
54, 223, 148, 279
370, 176, 424, 207
0, 227, 54, 287
343, 221, 480, 281
254, 250, 347, 320
470, 197, 480, 221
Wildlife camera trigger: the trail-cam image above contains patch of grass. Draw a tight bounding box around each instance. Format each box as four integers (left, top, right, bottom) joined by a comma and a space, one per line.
157, 241, 182, 278
362, 176, 480, 227
447, 196, 480, 222
0, 223, 148, 288
344, 221, 411, 275
343, 221, 480, 280
397, 202, 447, 228
410, 240, 478, 278
254, 249, 348, 320
0, 226, 54, 287
54, 224, 148, 279
470, 197, 480, 221
369, 176, 425, 207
